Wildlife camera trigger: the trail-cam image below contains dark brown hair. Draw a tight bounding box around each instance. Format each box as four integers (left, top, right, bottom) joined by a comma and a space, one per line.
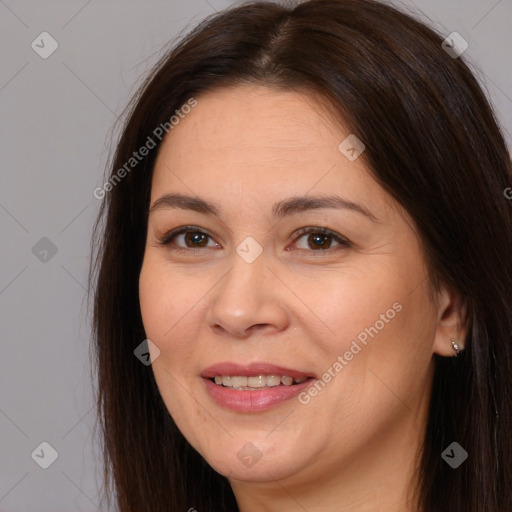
89, 0, 512, 510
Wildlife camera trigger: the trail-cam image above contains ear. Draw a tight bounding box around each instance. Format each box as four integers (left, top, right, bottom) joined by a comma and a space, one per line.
432, 282, 470, 357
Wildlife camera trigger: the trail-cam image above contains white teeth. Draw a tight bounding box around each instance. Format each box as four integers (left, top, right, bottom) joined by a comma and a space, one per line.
212, 374, 308, 388
230, 376, 248, 387
247, 376, 266, 388
266, 375, 281, 387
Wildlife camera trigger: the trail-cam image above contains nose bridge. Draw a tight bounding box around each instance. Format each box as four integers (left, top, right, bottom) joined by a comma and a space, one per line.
219, 233, 269, 296
217, 246, 269, 312
206, 244, 288, 337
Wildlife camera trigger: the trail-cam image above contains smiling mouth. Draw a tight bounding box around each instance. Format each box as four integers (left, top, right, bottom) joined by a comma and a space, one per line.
202, 365, 315, 411
211, 375, 310, 390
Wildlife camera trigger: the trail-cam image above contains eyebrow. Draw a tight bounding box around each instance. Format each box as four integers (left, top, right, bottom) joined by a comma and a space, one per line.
149, 192, 380, 222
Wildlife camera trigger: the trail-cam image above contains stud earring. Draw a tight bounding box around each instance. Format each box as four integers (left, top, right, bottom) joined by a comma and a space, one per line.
451, 340, 462, 354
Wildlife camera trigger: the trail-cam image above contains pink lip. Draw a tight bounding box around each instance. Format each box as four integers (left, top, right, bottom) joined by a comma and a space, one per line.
203, 378, 314, 412
201, 362, 316, 412
201, 362, 314, 379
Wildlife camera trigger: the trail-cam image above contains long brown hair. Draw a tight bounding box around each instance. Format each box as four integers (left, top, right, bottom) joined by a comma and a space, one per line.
89, 1, 512, 510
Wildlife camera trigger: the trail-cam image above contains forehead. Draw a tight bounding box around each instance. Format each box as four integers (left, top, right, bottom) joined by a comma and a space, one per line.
155, 84, 346, 162
150, 84, 397, 220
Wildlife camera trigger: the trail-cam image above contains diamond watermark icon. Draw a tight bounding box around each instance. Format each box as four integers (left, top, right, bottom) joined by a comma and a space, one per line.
441, 441, 468, 468
236, 236, 263, 263
32, 237, 58, 263
339, 134, 365, 161
31, 441, 59, 469
134, 339, 161, 366
237, 442, 263, 468
31, 32, 59, 59
441, 32, 468, 59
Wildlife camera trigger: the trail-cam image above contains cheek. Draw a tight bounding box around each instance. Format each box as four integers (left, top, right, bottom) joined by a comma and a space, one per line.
139, 256, 201, 362
344, 285, 437, 418
300, 261, 436, 400
139, 261, 168, 342
139, 258, 207, 437
289, 263, 404, 356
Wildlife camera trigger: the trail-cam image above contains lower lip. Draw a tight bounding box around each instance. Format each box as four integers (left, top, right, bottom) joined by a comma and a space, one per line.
203, 378, 314, 412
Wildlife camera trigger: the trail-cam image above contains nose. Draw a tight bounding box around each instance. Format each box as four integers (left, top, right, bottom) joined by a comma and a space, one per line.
205, 250, 289, 339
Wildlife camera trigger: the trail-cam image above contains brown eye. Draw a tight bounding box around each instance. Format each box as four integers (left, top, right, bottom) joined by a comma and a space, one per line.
159, 227, 219, 250
183, 231, 209, 247
293, 227, 351, 252
306, 233, 333, 250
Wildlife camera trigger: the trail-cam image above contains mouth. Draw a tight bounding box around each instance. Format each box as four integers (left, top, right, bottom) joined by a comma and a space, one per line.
201, 362, 316, 412
210, 374, 309, 389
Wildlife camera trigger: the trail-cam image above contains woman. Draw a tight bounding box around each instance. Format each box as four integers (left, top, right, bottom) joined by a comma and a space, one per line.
89, 0, 512, 510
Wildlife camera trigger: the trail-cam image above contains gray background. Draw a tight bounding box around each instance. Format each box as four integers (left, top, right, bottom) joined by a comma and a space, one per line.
1, 0, 510, 510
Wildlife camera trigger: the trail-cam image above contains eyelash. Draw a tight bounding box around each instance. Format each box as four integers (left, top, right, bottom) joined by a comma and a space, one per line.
158, 225, 351, 254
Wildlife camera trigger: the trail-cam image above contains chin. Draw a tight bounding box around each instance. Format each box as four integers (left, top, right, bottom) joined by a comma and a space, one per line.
197, 435, 307, 483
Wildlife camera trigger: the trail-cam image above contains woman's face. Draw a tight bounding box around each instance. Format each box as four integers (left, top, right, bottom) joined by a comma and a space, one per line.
139, 85, 459, 497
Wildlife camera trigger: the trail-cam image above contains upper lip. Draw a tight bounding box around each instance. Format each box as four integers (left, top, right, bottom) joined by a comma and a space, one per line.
201, 362, 316, 379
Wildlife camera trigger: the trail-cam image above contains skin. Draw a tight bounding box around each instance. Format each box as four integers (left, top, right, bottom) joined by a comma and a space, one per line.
138, 84, 468, 512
